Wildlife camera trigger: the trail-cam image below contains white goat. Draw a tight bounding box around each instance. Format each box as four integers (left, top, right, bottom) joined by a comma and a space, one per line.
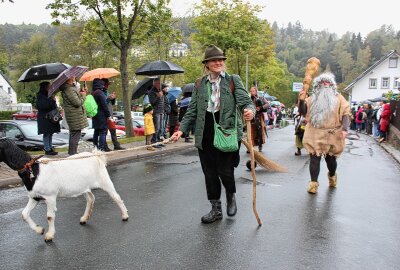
0, 138, 128, 242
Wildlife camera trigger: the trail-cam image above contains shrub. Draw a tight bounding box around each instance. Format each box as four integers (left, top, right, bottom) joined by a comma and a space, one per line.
0, 111, 17, 120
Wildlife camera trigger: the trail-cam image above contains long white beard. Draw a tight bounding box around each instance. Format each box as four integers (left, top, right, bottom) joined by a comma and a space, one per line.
309, 86, 338, 127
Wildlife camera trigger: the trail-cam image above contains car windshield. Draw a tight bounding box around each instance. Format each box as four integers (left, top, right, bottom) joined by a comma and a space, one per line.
134, 120, 144, 127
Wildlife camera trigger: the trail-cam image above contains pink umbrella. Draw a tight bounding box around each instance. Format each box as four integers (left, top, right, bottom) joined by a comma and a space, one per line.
48, 66, 88, 97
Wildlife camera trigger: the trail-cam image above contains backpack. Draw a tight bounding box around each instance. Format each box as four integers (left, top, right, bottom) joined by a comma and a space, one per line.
371, 109, 378, 121
357, 111, 363, 121
84, 94, 98, 117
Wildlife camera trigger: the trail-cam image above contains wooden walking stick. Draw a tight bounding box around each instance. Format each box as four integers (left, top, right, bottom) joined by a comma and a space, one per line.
246, 120, 262, 226
299, 57, 320, 100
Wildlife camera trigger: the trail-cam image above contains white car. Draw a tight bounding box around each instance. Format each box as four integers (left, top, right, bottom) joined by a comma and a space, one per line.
61, 119, 126, 142
113, 111, 144, 121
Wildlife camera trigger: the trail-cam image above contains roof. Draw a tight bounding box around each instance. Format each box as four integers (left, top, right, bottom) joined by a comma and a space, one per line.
343, 50, 400, 93
0, 71, 14, 90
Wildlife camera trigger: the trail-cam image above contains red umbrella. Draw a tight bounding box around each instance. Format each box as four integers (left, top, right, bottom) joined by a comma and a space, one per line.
48, 66, 88, 97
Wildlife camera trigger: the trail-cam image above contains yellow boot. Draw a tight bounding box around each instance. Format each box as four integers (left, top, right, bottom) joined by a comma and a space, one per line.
307, 181, 319, 194
328, 173, 337, 187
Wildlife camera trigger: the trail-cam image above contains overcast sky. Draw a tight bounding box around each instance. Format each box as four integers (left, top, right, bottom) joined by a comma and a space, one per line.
1, 0, 399, 37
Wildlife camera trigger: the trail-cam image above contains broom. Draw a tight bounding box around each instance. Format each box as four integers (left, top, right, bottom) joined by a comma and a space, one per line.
241, 139, 287, 173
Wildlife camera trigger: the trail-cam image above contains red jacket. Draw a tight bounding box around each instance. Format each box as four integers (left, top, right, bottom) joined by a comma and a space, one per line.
355, 108, 364, 124
379, 104, 391, 132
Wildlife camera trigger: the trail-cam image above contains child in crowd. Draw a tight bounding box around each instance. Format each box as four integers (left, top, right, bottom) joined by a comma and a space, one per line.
143, 104, 156, 151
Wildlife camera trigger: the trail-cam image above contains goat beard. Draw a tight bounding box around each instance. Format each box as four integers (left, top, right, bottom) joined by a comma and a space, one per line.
309, 86, 338, 127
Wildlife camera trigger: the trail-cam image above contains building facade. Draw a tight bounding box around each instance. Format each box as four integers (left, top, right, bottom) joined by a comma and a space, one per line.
344, 50, 400, 102
0, 72, 17, 110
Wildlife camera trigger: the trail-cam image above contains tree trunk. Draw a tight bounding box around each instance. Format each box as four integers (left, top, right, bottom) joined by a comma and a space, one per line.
120, 45, 133, 137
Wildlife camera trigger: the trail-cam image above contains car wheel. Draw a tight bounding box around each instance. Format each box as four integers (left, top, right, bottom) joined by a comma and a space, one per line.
27, 117, 31, 120
12, 116, 16, 120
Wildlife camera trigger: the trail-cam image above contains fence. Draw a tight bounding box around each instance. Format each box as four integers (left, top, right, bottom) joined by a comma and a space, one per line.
390, 100, 400, 130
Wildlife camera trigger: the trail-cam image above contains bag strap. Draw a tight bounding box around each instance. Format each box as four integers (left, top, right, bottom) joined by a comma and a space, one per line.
206, 82, 237, 130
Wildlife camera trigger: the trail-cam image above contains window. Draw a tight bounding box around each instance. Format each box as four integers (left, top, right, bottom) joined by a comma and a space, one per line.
3, 124, 22, 139
381, 77, 390, 89
389, 57, 398, 68
395, 78, 400, 89
369, 78, 377, 89
8, 87, 11, 94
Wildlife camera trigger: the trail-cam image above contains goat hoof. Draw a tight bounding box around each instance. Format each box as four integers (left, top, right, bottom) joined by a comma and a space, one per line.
44, 236, 53, 242
80, 221, 87, 225
122, 216, 129, 222
35, 226, 45, 235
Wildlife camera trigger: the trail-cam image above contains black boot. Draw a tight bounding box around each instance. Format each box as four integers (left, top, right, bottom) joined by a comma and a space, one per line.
226, 192, 237, 216
201, 200, 222, 223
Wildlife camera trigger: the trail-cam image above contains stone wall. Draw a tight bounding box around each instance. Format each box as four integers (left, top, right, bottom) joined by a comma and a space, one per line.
388, 124, 400, 150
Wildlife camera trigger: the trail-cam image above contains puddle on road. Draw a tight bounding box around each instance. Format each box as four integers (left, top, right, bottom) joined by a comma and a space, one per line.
239, 177, 265, 186
150, 154, 199, 165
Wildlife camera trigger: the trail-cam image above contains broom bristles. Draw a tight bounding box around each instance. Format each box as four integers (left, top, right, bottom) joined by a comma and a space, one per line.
241, 139, 287, 172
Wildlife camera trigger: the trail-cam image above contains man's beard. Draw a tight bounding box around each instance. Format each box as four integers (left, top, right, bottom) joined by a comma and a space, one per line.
309, 86, 338, 127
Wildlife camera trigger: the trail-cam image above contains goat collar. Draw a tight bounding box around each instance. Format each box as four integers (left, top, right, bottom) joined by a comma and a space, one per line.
17, 155, 44, 174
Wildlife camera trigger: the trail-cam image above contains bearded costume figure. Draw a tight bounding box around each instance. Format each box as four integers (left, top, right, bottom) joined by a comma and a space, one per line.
299, 72, 350, 194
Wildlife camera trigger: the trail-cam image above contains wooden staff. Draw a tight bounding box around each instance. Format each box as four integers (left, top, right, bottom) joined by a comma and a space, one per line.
299, 57, 320, 100
246, 120, 262, 226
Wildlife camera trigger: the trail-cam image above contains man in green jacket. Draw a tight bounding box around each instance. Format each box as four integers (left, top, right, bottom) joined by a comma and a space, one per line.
171, 45, 255, 223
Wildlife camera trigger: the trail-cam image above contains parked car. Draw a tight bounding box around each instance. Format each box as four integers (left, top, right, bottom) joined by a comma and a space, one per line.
115, 119, 145, 136
0, 120, 69, 151
112, 111, 124, 120
113, 111, 144, 121
60, 118, 126, 142
12, 111, 38, 120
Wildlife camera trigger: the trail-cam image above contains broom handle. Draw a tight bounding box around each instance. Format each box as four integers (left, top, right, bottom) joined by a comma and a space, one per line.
246, 120, 262, 226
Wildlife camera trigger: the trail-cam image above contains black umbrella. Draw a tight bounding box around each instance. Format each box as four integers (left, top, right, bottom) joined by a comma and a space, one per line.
182, 83, 194, 93
135, 60, 184, 76
361, 100, 373, 105
132, 77, 155, 99
18, 62, 71, 82
369, 96, 388, 102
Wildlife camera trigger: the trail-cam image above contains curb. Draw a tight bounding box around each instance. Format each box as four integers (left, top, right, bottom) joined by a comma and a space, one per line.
0, 143, 195, 190
380, 143, 400, 165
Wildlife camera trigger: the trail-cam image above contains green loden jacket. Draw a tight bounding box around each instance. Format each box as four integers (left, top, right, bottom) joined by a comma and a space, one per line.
179, 73, 255, 150
60, 83, 88, 131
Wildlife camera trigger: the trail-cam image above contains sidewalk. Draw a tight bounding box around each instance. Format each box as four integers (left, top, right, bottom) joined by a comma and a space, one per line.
0, 139, 195, 189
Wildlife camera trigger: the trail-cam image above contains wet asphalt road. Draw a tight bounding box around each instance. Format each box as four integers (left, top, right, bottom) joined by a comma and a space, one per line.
1, 124, 400, 270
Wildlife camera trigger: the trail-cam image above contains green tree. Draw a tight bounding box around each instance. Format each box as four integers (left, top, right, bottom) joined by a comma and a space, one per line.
12, 32, 57, 103
0, 52, 8, 74
192, 0, 267, 75
48, 0, 172, 137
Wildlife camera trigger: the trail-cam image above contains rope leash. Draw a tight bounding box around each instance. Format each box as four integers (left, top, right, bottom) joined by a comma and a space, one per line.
37, 139, 173, 164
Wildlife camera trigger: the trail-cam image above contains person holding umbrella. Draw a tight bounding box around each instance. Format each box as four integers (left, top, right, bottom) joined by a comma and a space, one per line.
148, 78, 170, 147
91, 78, 111, 152
60, 76, 88, 155
36, 81, 61, 155
101, 78, 125, 151
170, 44, 255, 224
